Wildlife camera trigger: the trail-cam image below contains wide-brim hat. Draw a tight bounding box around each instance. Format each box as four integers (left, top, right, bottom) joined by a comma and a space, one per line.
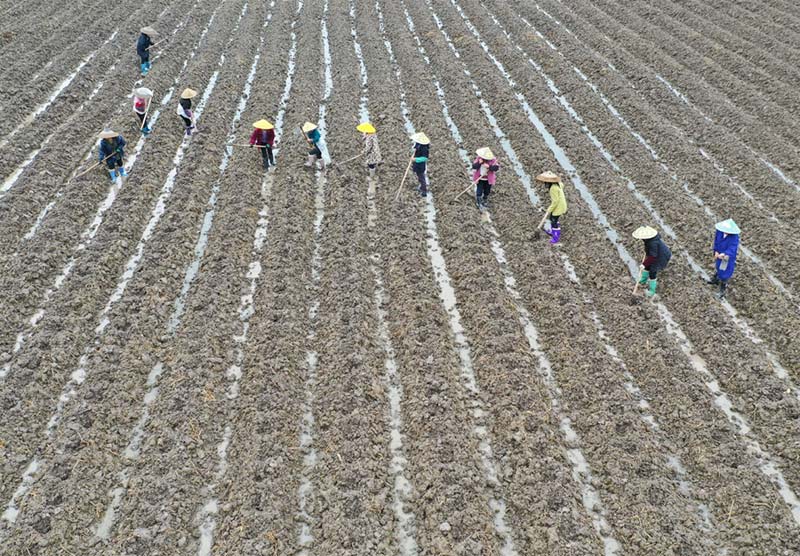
411, 132, 430, 145
476, 147, 495, 160
633, 226, 658, 240
140, 26, 157, 36
253, 119, 274, 130
180, 88, 198, 99
99, 129, 118, 139
302, 121, 317, 133
133, 87, 153, 98
715, 218, 741, 235
536, 171, 560, 183
357, 122, 376, 134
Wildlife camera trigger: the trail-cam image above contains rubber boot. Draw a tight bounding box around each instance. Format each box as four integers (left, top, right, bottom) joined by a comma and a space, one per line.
549, 228, 561, 244
185, 125, 193, 136
109, 169, 117, 181
476, 194, 482, 209
317, 157, 326, 171
638, 269, 650, 285
305, 155, 315, 168
716, 281, 727, 299
646, 279, 658, 298
141, 63, 148, 77
119, 167, 127, 178
706, 274, 720, 286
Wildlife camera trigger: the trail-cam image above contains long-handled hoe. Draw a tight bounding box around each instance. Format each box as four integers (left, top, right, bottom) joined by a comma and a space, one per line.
393, 158, 413, 201
533, 211, 549, 240
449, 179, 477, 205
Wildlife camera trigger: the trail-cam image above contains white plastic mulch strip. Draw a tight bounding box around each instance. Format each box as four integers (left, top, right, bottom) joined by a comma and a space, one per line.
0, 0, 249, 538
434, 0, 800, 526
350, 0, 418, 552
411, 1, 621, 552
297, 1, 332, 551
0, 0, 227, 382
377, 0, 519, 553
449, 0, 798, 399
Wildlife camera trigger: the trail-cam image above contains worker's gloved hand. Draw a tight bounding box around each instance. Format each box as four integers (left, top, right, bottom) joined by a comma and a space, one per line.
115, 147, 122, 153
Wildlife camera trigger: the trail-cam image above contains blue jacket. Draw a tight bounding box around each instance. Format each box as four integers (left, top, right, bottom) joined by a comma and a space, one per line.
713, 230, 739, 281
99, 136, 126, 162
137, 33, 152, 58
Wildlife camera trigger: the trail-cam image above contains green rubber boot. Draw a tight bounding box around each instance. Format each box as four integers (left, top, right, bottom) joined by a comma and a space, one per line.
646, 279, 658, 298
638, 269, 649, 285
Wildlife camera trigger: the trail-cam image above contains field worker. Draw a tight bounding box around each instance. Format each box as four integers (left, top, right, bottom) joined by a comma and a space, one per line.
98, 130, 127, 181
707, 218, 740, 299
137, 26, 157, 77
633, 226, 672, 298
357, 122, 381, 177
302, 121, 325, 170
472, 147, 499, 208
177, 88, 197, 135
410, 132, 430, 197
250, 119, 276, 170
132, 87, 153, 135
537, 171, 567, 244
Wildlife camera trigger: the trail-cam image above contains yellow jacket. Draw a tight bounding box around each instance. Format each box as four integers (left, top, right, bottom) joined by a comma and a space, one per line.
547, 182, 567, 216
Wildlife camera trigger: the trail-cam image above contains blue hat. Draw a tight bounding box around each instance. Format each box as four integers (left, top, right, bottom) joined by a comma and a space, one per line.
715, 219, 741, 235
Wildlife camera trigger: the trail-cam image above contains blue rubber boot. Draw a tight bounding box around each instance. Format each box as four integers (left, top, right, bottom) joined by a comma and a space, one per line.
141, 63, 148, 77
109, 169, 117, 181
119, 167, 127, 178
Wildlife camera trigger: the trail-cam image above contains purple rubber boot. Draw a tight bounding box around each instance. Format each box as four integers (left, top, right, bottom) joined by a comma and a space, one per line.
550, 228, 561, 244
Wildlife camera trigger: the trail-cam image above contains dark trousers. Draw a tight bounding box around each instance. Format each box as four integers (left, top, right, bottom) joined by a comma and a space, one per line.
105, 155, 123, 169
476, 179, 491, 199
644, 265, 660, 280
413, 161, 427, 191
180, 116, 193, 129
136, 111, 149, 130
259, 145, 275, 167
140, 52, 150, 64
549, 213, 561, 229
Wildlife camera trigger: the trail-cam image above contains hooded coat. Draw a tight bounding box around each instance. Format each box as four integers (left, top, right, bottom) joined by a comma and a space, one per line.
713, 230, 739, 281
471, 157, 500, 185
642, 233, 672, 272
98, 135, 126, 164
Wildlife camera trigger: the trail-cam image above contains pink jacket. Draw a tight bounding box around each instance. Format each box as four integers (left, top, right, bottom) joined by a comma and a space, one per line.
471, 157, 500, 185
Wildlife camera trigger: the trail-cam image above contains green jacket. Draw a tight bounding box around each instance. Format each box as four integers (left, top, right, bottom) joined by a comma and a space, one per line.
547, 182, 567, 216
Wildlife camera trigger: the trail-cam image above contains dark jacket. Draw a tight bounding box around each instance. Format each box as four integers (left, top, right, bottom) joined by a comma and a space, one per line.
98, 136, 126, 162
413, 143, 429, 163
642, 234, 672, 272
137, 33, 152, 58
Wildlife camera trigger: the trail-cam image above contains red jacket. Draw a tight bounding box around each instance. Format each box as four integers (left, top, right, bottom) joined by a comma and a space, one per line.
249, 128, 275, 146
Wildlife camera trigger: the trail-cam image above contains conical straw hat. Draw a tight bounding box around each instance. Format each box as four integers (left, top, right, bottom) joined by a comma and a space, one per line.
180, 88, 198, 99
633, 226, 658, 240
253, 119, 274, 130
411, 132, 430, 145
99, 129, 118, 139
302, 121, 317, 133
133, 87, 153, 98
140, 26, 157, 36
714, 219, 741, 235
356, 122, 376, 134
535, 171, 560, 183
476, 147, 494, 160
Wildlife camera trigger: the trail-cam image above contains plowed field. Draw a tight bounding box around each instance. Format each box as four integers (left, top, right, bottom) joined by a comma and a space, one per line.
1, 0, 798, 554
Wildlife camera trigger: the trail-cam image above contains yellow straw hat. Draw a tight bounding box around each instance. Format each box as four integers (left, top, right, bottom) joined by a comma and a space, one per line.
535, 171, 560, 183
140, 26, 158, 36
99, 129, 118, 139
356, 122, 376, 134
253, 119, 274, 130
302, 121, 318, 133
476, 147, 495, 160
632, 226, 658, 240
133, 87, 153, 98
411, 132, 430, 145
180, 88, 198, 99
